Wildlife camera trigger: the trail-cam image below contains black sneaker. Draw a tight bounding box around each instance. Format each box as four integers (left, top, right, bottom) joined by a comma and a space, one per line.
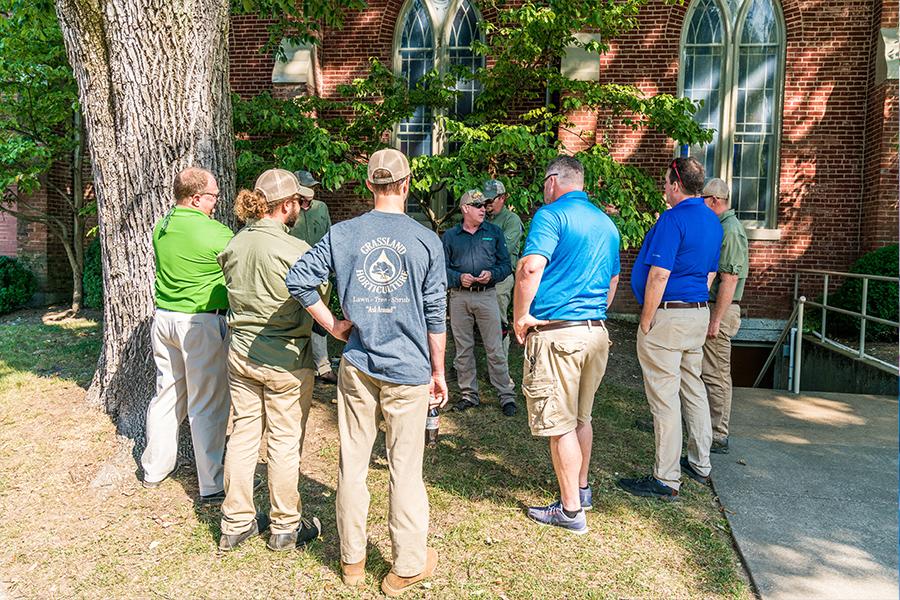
218, 514, 270, 552
200, 475, 263, 505
617, 475, 679, 501
680, 456, 710, 484
501, 402, 517, 417
267, 517, 321, 551
453, 397, 479, 412
710, 438, 729, 454
142, 466, 178, 489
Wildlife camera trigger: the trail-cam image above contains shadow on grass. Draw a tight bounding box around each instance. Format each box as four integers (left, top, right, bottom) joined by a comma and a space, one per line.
0, 311, 102, 390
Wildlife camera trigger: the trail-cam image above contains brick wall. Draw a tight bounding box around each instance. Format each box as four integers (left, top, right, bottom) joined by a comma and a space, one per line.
227, 0, 899, 320
861, 0, 899, 253
0, 207, 15, 257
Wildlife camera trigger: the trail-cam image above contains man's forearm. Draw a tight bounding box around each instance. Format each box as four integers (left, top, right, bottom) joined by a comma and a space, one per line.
607, 275, 620, 311
427, 331, 446, 375
640, 268, 670, 330
305, 299, 340, 334
513, 257, 544, 323
711, 273, 739, 323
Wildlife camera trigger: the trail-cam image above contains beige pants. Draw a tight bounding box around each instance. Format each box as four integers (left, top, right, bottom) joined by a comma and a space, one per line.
702, 303, 742, 441
221, 351, 314, 536
335, 359, 430, 577
141, 309, 230, 495
495, 274, 514, 354
449, 288, 515, 405
523, 323, 610, 437
636, 307, 712, 491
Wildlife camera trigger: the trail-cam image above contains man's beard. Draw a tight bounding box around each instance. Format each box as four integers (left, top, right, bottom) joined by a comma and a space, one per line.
285, 206, 299, 229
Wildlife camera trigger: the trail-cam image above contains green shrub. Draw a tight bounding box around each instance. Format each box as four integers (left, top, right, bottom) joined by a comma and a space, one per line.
0, 256, 36, 315
829, 244, 898, 341
83, 237, 103, 309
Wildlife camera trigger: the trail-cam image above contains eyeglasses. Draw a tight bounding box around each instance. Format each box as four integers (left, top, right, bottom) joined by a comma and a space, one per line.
197, 191, 220, 201
669, 160, 684, 189
468, 202, 487, 209
543, 173, 559, 184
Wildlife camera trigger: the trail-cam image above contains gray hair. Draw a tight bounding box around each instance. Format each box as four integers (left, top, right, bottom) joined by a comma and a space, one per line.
545, 155, 584, 188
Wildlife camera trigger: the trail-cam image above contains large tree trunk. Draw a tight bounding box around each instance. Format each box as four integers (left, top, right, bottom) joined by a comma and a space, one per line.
54, 0, 235, 441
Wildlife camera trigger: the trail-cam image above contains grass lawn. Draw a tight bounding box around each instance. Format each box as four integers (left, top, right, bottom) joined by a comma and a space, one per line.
0, 310, 751, 599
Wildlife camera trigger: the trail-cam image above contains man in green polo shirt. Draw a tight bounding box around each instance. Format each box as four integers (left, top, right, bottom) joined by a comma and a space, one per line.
701, 178, 749, 455
217, 168, 330, 552
290, 170, 337, 385
141, 167, 234, 503
484, 179, 523, 353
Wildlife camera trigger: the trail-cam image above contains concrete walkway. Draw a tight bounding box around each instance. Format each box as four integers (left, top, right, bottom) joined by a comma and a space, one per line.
711, 387, 898, 600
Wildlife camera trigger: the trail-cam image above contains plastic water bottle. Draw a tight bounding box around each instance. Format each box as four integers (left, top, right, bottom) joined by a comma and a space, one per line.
425, 406, 439, 447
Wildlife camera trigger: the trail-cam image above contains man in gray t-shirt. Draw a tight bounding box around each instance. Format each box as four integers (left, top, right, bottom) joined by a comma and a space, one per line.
285, 148, 447, 596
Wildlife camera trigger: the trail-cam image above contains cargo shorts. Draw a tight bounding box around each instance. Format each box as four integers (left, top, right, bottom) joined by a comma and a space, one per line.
522, 323, 611, 437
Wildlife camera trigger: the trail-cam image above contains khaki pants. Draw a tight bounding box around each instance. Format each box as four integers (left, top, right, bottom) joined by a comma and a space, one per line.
523, 323, 610, 437
636, 307, 712, 491
449, 288, 515, 405
495, 274, 514, 354
335, 359, 430, 577
141, 309, 230, 496
221, 351, 314, 536
702, 303, 741, 441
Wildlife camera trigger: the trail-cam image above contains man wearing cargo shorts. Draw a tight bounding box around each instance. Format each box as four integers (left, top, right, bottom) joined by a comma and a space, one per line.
513, 155, 621, 534
285, 148, 448, 597
618, 157, 723, 501
701, 178, 748, 455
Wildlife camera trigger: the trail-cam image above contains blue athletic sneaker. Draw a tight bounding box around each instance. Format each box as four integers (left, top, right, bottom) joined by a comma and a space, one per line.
580, 486, 593, 511
526, 502, 588, 535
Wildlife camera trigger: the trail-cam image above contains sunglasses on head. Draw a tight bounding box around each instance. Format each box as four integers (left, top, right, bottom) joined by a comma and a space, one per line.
670, 160, 685, 189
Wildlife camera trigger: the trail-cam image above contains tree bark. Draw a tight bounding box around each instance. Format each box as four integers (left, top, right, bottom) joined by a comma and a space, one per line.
54, 0, 235, 441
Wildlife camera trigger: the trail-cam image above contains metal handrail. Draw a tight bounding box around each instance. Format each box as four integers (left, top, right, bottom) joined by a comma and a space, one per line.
793, 268, 899, 380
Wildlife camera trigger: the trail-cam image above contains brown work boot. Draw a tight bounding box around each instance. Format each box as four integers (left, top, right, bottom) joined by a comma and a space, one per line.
380, 547, 438, 597
341, 557, 366, 586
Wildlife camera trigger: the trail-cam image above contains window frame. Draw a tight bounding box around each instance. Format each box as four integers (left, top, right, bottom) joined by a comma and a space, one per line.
678, 0, 787, 230
392, 0, 485, 157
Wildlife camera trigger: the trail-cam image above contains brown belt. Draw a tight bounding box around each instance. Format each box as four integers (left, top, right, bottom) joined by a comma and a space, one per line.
658, 301, 708, 309
530, 320, 606, 334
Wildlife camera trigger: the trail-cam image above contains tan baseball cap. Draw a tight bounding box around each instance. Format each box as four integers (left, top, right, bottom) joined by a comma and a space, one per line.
367, 148, 411, 184
254, 169, 312, 203
702, 178, 730, 200
460, 189, 486, 205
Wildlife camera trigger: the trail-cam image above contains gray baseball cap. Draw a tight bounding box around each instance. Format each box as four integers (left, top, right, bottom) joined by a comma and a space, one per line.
294, 170, 320, 188
482, 179, 506, 199
702, 178, 730, 200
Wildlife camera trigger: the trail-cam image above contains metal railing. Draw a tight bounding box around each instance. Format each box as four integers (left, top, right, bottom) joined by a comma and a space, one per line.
794, 268, 899, 377
753, 269, 898, 393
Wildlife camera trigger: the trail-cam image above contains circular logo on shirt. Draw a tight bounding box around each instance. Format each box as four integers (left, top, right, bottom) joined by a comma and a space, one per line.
356, 238, 409, 294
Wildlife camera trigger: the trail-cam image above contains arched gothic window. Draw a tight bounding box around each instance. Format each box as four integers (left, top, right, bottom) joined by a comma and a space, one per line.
680, 0, 785, 228
395, 0, 485, 157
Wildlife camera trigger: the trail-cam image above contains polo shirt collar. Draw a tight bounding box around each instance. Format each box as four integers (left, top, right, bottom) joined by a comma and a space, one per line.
719, 208, 736, 222
557, 190, 589, 203
674, 196, 705, 209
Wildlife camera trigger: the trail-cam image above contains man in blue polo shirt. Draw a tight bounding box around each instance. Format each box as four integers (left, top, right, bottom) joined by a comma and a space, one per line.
618, 157, 722, 501
513, 155, 620, 534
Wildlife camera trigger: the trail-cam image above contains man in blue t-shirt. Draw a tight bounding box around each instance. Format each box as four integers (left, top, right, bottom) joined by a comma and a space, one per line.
513, 155, 621, 534
618, 157, 723, 502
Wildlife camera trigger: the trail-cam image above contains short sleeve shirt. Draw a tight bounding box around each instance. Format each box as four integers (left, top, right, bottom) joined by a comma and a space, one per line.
709, 209, 750, 302
521, 190, 621, 321
630, 197, 723, 305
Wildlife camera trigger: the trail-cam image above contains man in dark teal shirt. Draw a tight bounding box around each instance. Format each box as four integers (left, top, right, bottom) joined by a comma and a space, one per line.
442, 190, 516, 416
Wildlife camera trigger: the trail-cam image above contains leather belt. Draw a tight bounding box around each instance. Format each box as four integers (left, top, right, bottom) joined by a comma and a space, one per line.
658, 301, 708, 309
202, 308, 226, 315
530, 320, 605, 334
454, 286, 491, 292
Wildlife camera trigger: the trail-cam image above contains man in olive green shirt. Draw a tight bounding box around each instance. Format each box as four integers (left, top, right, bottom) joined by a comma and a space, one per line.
141, 167, 234, 502
290, 170, 337, 385
701, 179, 749, 454
484, 179, 523, 352
217, 168, 325, 552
